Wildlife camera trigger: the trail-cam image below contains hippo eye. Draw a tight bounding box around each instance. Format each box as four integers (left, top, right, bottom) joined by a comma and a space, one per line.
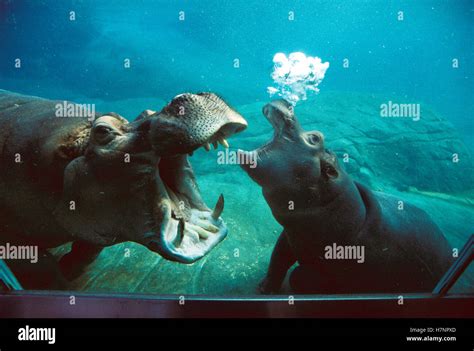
307, 133, 322, 145
93, 125, 115, 144
94, 125, 112, 135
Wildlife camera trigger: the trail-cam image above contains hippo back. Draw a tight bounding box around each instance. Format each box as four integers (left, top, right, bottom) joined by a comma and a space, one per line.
0, 90, 91, 247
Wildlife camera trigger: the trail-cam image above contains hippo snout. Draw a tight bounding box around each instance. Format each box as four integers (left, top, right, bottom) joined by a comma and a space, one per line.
149, 92, 247, 156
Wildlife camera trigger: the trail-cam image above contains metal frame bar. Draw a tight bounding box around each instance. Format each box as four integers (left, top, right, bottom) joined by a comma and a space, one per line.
0, 291, 473, 318
432, 234, 473, 297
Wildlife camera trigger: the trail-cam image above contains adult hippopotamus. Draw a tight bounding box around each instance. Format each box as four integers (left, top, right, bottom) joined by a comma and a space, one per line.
240, 99, 453, 294
0, 90, 247, 289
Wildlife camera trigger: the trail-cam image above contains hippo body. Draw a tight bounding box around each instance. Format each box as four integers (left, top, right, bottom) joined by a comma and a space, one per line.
240, 99, 453, 294
283, 182, 453, 294
0, 90, 247, 289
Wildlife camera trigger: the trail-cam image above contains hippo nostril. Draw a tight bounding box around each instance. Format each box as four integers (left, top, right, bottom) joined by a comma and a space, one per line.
275, 99, 292, 109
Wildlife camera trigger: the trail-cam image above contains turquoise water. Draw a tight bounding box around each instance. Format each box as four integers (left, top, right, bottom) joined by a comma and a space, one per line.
1, 0, 473, 145
0, 1, 473, 294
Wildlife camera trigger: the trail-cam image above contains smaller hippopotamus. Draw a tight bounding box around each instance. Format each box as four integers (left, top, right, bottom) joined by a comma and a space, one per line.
240, 99, 454, 294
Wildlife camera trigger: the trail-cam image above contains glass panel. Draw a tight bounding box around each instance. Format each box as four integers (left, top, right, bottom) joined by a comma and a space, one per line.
0, 0, 472, 301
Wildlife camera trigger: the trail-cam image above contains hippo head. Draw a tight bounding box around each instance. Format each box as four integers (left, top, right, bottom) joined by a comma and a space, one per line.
54, 93, 247, 263
239, 99, 348, 226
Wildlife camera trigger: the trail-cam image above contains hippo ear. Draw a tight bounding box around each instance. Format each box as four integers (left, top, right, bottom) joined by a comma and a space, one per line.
56, 124, 91, 160
134, 109, 157, 121
98, 112, 129, 124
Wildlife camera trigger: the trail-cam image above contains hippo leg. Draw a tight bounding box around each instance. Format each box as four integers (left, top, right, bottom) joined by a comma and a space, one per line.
259, 231, 296, 294
289, 265, 326, 293
59, 241, 103, 281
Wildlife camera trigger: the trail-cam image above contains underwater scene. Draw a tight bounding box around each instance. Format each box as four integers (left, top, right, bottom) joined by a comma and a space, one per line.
0, 0, 473, 296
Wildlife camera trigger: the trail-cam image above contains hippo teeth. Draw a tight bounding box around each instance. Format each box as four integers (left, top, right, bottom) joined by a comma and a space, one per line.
218, 137, 229, 148
201, 138, 229, 152
171, 218, 185, 247
211, 194, 224, 220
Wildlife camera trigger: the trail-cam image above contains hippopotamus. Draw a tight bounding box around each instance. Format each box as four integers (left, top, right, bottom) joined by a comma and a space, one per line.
0, 90, 247, 289
240, 99, 454, 294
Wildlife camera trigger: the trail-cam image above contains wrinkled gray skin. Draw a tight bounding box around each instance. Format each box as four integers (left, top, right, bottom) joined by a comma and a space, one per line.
240, 99, 453, 294
0, 90, 246, 289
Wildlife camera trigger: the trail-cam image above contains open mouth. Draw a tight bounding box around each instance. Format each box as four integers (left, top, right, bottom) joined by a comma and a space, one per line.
238, 99, 338, 186
147, 121, 245, 263
237, 100, 287, 164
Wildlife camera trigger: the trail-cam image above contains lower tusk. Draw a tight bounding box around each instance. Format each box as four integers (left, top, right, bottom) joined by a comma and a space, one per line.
211, 194, 224, 220
171, 218, 185, 248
